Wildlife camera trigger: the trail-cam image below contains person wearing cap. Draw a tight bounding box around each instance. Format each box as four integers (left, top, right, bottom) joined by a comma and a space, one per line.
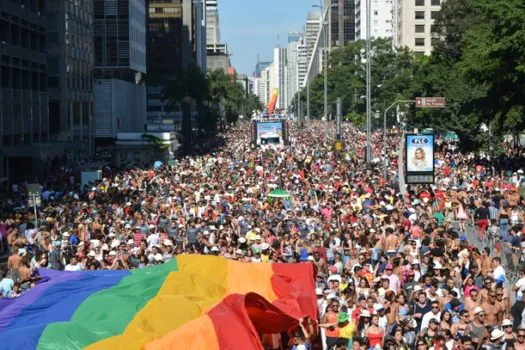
487, 328, 506, 349
515, 326, 525, 349
260, 243, 270, 263
382, 262, 401, 293
336, 311, 355, 346
85, 251, 101, 270
501, 318, 515, 343
470, 307, 486, 346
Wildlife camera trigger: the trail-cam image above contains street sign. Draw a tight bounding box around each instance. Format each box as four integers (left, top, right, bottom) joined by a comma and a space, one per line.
415, 97, 446, 108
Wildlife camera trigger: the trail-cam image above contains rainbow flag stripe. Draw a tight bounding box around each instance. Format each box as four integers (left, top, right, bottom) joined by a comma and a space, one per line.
0, 255, 316, 349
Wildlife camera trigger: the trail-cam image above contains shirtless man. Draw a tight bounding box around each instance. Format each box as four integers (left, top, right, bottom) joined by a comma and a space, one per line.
451, 310, 472, 338
481, 290, 504, 327
479, 277, 494, 303
384, 228, 400, 257
7, 246, 22, 271
464, 289, 482, 315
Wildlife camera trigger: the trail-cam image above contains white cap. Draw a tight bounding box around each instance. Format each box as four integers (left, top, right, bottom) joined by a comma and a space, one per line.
261, 243, 270, 250
124, 224, 132, 229
474, 306, 484, 315
203, 230, 210, 236
87, 250, 96, 257
412, 259, 420, 265
101, 244, 109, 251
307, 256, 315, 261
210, 246, 220, 252
63, 232, 70, 237
108, 232, 116, 238
109, 251, 117, 256
327, 274, 342, 283
238, 237, 247, 243
502, 319, 513, 327
491, 328, 505, 341
127, 239, 134, 245
255, 235, 262, 240
164, 239, 173, 246
360, 310, 371, 318
110, 240, 120, 248
235, 249, 244, 255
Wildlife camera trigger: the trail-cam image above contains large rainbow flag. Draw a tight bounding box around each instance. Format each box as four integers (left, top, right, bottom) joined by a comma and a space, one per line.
0, 255, 316, 349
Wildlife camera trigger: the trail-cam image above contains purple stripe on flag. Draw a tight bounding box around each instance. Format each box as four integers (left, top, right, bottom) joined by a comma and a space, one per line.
0, 269, 83, 331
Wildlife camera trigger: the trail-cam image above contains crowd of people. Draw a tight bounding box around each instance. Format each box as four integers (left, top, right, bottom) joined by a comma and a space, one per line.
1, 120, 525, 350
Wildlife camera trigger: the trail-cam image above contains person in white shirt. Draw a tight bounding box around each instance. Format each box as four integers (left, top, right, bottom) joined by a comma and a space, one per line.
491, 257, 506, 283
64, 256, 83, 272
513, 268, 525, 301
421, 301, 441, 331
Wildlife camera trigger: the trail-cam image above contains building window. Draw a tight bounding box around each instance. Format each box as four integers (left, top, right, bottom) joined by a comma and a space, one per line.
415, 11, 425, 20
415, 0, 424, 5
415, 38, 425, 46
415, 25, 425, 33
431, 0, 441, 5
431, 24, 438, 33
431, 11, 439, 19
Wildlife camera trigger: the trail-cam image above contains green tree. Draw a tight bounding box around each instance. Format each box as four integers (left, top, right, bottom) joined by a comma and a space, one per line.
162, 64, 208, 154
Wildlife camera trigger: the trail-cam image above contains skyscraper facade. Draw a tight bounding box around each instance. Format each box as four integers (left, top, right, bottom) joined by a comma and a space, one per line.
0, 0, 48, 178
205, 0, 220, 46
47, 0, 94, 142
273, 47, 287, 110
330, 0, 356, 47
146, 0, 183, 122
305, 11, 322, 62
355, 0, 394, 40
93, 0, 147, 140
397, 0, 442, 55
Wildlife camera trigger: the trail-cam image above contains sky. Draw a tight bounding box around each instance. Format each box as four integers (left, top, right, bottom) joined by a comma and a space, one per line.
219, 0, 317, 76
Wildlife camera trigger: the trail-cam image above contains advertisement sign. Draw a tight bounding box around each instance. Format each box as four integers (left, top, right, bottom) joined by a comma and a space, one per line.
406, 134, 434, 184
256, 122, 283, 140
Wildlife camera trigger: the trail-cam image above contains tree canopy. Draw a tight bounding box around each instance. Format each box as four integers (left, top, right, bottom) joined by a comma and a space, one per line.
304, 0, 525, 151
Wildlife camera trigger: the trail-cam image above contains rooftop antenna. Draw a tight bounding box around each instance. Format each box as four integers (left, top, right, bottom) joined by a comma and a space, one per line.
276, 32, 280, 48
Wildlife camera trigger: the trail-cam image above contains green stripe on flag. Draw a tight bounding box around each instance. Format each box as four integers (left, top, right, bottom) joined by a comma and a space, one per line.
37, 259, 179, 350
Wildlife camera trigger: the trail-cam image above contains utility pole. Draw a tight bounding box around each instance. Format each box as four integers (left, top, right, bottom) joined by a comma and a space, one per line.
336, 97, 342, 138
365, 0, 372, 167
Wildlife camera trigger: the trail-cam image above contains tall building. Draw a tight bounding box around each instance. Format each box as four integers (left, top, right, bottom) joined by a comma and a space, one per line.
93, 0, 147, 141
330, 0, 356, 47
397, 0, 442, 55
182, 0, 206, 69
0, 0, 49, 179
273, 47, 287, 110
205, 0, 220, 46
47, 0, 94, 143
258, 63, 274, 107
288, 31, 302, 44
305, 11, 322, 62
286, 35, 308, 107
355, 0, 394, 40
254, 59, 271, 78
146, 0, 183, 123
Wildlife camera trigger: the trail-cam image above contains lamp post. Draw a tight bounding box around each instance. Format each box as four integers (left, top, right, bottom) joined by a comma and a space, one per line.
365, 0, 372, 167
382, 100, 415, 179
313, 2, 336, 120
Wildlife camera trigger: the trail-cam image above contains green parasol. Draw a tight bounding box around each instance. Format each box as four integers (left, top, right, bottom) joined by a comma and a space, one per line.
268, 189, 291, 198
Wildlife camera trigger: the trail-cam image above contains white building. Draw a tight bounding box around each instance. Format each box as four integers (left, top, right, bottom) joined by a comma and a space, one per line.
355, 0, 395, 40
286, 36, 308, 108
273, 47, 288, 110
396, 0, 443, 55
205, 0, 220, 45
258, 63, 274, 107
305, 11, 322, 63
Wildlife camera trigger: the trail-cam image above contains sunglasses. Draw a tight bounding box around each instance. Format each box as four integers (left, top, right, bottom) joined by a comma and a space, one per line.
518, 334, 525, 337
431, 306, 439, 309
489, 295, 496, 298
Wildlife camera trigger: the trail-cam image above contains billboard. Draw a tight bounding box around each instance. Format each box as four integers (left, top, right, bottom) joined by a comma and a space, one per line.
256, 121, 283, 140
405, 134, 434, 184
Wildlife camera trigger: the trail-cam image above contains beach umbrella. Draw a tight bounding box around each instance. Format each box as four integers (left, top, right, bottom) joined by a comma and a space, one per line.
268, 189, 291, 198
153, 161, 163, 169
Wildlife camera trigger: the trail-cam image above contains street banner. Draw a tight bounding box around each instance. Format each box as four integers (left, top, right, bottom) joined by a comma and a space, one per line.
405, 133, 435, 184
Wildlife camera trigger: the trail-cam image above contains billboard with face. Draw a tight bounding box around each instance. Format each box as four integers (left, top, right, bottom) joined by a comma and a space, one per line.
405, 134, 434, 184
